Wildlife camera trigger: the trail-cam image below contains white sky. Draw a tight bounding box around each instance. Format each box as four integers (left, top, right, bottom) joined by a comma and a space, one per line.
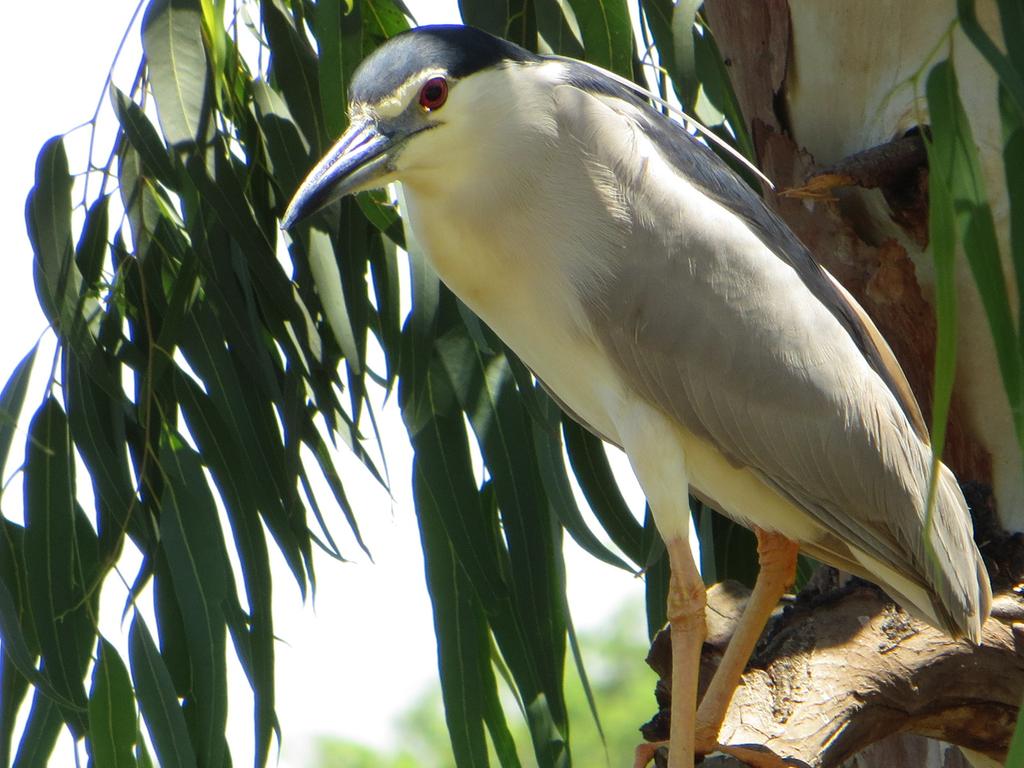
0, 2, 652, 766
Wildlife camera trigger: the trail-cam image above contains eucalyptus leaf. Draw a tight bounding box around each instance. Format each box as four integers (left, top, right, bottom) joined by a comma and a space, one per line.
88, 639, 138, 768
141, 0, 212, 146
927, 59, 1024, 449
24, 398, 90, 733
111, 87, 177, 185
129, 613, 198, 768
158, 436, 230, 768
0, 346, 37, 481
565, 0, 632, 77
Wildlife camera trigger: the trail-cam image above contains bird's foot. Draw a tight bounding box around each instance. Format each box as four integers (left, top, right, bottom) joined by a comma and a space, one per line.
693, 720, 720, 755
633, 741, 667, 768
634, 738, 721, 768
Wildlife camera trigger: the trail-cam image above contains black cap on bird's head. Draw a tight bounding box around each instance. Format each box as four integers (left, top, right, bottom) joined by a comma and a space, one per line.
281, 25, 538, 228
350, 25, 537, 105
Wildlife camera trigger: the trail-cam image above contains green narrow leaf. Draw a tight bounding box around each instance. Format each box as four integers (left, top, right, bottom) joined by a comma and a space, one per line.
185, 147, 297, 318
117, 143, 163, 256
129, 613, 197, 768
0, 654, 28, 767
693, 24, 756, 164
407, 359, 507, 600
0, 345, 37, 479
459, 0, 536, 47
362, 0, 411, 43
999, 85, 1024, 348
110, 86, 177, 186
136, 739, 157, 768
703, 505, 757, 588
958, 0, 1024, 115
12, 691, 63, 768
642, 508, 669, 640
357, 189, 406, 246
24, 398, 90, 733
198, 0, 227, 106
535, 0, 583, 58
669, 0, 701, 105
923, 106, 960, 504
172, 372, 277, 765
0, 576, 44, 698
0, 520, 33, 766
158, 435, 230, 768
27, 140, 118, 399
262, 0, 324, 151
398, 233, 442, 436
177, 303, 309, 595
307, 226, 363, 374
65, 348, 138, 562
0, 528, 86, 720
88, 639, 138, 768
530, 398, 632, 571
458, 0, 509, 39
480, 653, 524, 768
314, 0, 346, 137
697, 502, 716, 584
74, 194, 111, 289
562, 419, 644, 565
413, 455, 497, 768
997, 0, 1024, 77
141, 0, 212, 146
367, 219, 403, 384
252, 80, 312, 204
565, 0, 633, 77
503, 354, 552, 428
26, 137, 81, 332
435, 328, 570, 766
927, 59, 1024, 448
303, 423, 371, 558
333, 197, 375, 416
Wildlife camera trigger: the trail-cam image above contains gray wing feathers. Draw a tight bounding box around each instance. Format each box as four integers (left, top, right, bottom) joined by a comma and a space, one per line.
596, 251, 990, 639
566, 85, 991, 639
603, 80, 932, 446
929, 467, 992, 639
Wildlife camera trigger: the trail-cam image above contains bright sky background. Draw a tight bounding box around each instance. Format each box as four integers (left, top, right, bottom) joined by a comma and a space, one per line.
1, 2, 652, 766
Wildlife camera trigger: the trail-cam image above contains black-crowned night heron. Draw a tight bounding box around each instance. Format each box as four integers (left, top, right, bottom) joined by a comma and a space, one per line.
282, 24, 992, 768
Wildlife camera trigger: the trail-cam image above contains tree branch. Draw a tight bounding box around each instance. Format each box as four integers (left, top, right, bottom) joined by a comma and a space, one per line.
640, 579, 1024, 767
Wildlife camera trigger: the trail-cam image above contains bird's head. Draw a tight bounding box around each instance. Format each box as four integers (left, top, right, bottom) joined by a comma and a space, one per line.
281, 25, 543, 228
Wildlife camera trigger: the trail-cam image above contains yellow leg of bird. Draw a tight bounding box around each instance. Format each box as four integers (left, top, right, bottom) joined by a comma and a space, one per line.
665, 534, 707, 768
693, 529, 798, 752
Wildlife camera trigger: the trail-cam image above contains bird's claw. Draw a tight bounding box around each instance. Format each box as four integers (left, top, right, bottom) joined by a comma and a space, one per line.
633, 741, 667, 768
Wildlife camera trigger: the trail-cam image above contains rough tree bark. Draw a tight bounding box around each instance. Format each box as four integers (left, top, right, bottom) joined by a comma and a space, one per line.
642, 572, 1024, 767
635, 2, 1024, 765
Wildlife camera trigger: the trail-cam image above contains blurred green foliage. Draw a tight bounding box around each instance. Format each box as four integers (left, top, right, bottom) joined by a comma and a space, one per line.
314, 600, 654, 768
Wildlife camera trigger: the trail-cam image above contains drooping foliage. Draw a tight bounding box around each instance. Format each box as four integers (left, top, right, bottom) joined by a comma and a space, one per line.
1, 0, 1022, 766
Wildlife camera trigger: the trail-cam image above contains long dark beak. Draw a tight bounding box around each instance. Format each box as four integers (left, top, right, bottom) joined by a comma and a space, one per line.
281, 119, 393, 229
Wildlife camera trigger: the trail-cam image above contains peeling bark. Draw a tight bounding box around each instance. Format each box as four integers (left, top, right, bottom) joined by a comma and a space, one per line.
641, 581, 1024, 767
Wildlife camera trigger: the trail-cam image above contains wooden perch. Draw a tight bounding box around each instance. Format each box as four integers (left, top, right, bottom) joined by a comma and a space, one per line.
780, 132, 928, 200
639, 576, 1024, 767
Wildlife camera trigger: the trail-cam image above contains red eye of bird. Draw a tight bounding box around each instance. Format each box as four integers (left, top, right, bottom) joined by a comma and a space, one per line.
418, 77, 448, 111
